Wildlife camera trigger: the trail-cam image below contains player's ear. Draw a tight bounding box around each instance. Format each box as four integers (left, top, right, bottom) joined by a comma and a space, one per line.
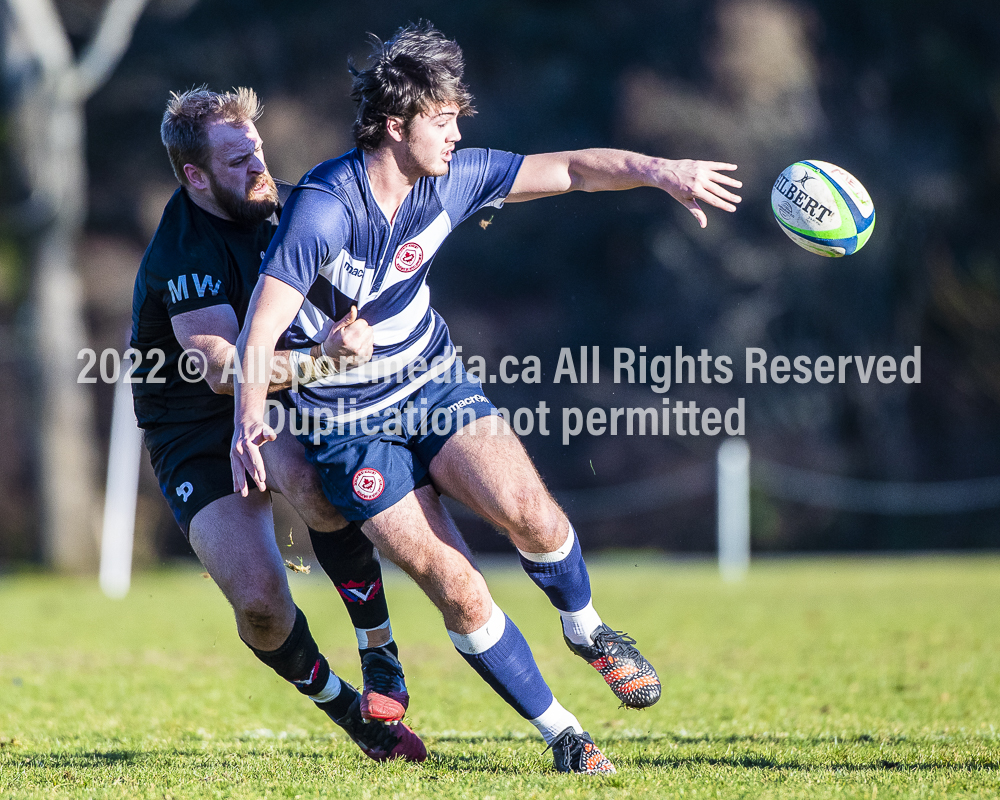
385, 116, 406, 143
183, 163, 210, 191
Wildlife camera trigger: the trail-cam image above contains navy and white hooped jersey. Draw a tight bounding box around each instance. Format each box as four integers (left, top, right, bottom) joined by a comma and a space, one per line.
261, 146, 524, 420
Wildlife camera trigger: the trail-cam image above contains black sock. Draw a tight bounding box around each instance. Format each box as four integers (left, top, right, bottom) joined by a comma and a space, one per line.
244, 607, 324, 688
243, 607, 353, 719
309, 523, 398, 659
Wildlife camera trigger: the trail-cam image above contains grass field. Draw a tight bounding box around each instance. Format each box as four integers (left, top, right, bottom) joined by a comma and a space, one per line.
2, 554, 1000, 798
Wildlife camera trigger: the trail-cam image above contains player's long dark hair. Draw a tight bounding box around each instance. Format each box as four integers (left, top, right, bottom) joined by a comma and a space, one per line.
349, 20, 476, 152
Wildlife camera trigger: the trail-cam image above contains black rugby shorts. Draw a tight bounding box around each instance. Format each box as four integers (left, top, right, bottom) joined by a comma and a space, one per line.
143, 413, 236, 538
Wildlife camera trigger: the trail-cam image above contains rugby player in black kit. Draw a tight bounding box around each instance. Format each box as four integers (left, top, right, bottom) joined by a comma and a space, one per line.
130, 87, 424, 761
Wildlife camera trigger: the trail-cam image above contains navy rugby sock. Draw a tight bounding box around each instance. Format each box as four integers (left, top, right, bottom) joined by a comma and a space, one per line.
244, 606, 353, 719
308, 524, 398, 659
449, 602, 554, 721
518, 525, 604, 646
517, 524, 593, 612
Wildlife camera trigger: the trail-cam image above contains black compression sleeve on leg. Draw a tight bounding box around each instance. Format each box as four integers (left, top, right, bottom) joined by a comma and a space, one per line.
244, 607, 330, 695
309, 523, 396, 656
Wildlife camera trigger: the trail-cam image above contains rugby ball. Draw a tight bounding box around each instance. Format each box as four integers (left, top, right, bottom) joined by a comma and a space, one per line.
771, 160, 875, 257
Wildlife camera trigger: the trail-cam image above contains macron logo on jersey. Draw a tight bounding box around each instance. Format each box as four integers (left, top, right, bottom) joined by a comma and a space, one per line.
167, 273, 223, 304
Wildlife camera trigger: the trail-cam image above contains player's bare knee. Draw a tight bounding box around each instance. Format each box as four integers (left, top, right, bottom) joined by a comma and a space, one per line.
499, 484, 563, 541
394, 551, 448, 604
238, 597, 284, 637
296, 498, 347, 532
233, 566, 291, 626
441, 562, 490, 615
284, 472, 344, 530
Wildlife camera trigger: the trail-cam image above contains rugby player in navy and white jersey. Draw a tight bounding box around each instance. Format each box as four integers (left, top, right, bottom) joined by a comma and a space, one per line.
232, 23, 741, 774
132, 87, 425, 761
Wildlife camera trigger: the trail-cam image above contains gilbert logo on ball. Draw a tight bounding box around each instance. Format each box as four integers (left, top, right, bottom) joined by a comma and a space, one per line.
352, 467, 385, 501
771, 161, 875, 257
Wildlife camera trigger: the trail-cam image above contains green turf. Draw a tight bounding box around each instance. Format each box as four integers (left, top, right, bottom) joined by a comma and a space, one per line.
2, 555, 1000, 798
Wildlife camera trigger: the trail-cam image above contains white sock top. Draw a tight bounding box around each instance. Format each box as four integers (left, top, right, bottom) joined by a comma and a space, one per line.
309, 671, 343, 704
448, 601, 506, 655
517, 525, 575, 563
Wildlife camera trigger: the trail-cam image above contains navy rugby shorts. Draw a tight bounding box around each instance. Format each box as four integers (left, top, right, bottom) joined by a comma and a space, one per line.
296, 361, 497, 522
143, 412, 235, 538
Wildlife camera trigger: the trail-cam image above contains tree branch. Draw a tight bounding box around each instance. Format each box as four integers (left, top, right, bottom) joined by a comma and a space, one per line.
4, 0, 73, 76
71, 0, 153, 101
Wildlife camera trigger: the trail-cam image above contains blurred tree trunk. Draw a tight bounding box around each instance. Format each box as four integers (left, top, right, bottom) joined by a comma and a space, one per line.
4, 0, 151, 572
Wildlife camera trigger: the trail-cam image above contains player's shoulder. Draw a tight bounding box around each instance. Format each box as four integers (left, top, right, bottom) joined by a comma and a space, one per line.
446, 146, 490, 173
452, 146, 520, 165
139, 188, 227, 282
299, 148, 364, 196
279, 150, 365, 235
440, 147, 522, 183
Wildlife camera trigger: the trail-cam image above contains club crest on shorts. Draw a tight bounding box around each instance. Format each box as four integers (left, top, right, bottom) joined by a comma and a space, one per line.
394, 242, 423, 273
352, 467, 385, 501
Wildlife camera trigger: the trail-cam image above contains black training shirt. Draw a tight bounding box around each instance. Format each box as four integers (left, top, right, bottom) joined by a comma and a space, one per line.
130, 187, 277, 427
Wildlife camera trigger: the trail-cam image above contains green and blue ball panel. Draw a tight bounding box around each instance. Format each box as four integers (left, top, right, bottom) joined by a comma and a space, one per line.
771, 160, 875, 257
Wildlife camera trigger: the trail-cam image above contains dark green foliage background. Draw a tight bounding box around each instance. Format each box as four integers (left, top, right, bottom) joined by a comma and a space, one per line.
3, 0, 1000, 558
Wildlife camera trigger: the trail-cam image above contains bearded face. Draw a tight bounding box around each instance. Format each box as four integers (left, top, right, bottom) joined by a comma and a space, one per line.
197, 120, 279, 226
209, 168, 279, 226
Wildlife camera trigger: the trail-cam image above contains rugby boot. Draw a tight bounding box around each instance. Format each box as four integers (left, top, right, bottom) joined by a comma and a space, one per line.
359, 647, 410, 722
320, 687, 426, 762
550, 728, 616, 774
565, 624, 661, 709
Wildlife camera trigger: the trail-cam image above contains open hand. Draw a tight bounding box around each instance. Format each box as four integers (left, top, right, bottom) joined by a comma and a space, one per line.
659, 160, 742, 228
231, 418, 277, 496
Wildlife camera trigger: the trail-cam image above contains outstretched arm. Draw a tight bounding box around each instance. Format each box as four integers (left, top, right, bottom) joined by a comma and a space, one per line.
230, 277, 373, 495
231, 276, 305, 496
506, 149, 742, 228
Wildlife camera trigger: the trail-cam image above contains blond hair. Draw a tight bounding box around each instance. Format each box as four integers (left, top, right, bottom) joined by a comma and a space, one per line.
160, 86, 263, 185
